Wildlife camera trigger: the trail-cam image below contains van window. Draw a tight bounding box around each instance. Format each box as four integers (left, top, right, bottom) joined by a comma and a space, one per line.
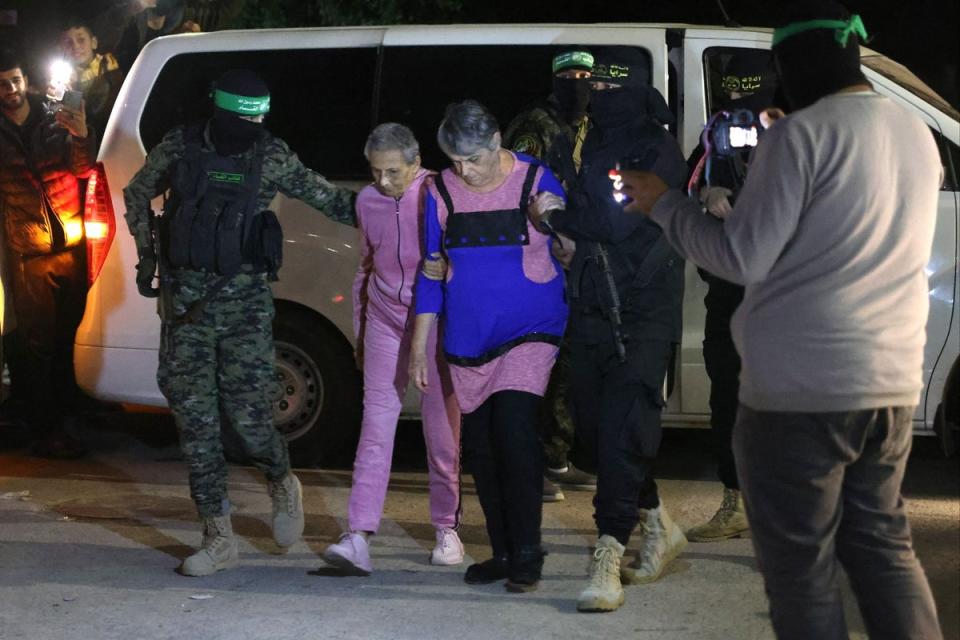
929, 128, 960, 191
702, 47, 778, 115
140, 48, 377, 179
377, 45, 652, 170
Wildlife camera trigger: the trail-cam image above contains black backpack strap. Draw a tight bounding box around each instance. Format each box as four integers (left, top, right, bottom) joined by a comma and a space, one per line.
175, 275, 232, 325
433, 172, 456, 217
629, 233, 682, 290
518, 161, 539, 209
175, 123, 207, 202
240, 133, 268, 254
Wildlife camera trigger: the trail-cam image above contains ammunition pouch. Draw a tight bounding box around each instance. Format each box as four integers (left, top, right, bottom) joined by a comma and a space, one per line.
162, 124, 268, 277
243, 209, 283, 280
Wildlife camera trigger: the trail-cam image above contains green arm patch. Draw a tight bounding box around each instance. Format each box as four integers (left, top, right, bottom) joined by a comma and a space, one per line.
512, 134, 542, 157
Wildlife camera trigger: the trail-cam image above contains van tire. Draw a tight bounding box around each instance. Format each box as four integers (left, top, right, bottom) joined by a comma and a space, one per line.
934, 357, 959, 458
220, 308, 361, 467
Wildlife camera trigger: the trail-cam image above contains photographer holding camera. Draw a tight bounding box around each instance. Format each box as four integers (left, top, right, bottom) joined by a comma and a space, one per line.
528, 46, 688, 613
615, 3, 942, 637
684, 53, 778, 544
0, 49, 95, 459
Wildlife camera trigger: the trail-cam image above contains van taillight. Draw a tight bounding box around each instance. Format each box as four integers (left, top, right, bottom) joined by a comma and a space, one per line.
84, 162, 116, 286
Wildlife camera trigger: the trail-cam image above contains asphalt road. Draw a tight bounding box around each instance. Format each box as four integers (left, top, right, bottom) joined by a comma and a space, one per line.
0, 409, 957, 640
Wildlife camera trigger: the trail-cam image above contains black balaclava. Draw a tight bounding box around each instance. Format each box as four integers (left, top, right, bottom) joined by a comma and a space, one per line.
551, 47, 593, 123
589, 46, 674, 129
209, 69, 270, 156
718, 54, 777, 114
772, 1, 869, 111
153, 0, 182, 17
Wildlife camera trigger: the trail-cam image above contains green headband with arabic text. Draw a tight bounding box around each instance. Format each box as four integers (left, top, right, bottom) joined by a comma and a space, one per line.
213, 89, 271, 115
552, 50, 594, 73
772, 14, 868, 48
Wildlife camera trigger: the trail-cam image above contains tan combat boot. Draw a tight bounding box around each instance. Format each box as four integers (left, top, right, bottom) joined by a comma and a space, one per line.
686, 487, 749, 542
577, 535, 625, 613
621, 504, 687, 584
269, 472, 305, 548
179, 514, 239, 576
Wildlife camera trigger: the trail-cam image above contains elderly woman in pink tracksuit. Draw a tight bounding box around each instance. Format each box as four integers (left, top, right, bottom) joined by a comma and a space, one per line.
322, 123, 462, 575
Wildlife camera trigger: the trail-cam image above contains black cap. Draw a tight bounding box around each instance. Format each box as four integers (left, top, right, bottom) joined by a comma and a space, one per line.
591, 46, 650, 89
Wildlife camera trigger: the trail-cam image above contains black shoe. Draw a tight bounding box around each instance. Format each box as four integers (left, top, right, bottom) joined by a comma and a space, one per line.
505, 546, 545, 593
464, 556, 510, 584
545, 463, 597, 491
542, 477, 565, 503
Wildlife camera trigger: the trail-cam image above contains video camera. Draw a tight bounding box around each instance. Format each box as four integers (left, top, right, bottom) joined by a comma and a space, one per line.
687, 108, 762, 198
705, 108, 761, 157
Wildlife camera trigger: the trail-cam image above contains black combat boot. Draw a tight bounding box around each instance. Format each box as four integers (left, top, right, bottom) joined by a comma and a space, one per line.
464, 555, 510, 584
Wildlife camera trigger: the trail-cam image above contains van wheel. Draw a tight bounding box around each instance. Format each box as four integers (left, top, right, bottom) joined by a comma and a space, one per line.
271, 310, 361, 467
934, 358, 959, 458
219, 309, 361, 467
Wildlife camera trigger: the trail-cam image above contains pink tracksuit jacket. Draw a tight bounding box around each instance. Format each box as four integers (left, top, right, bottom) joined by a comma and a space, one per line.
349, 168, 461, 533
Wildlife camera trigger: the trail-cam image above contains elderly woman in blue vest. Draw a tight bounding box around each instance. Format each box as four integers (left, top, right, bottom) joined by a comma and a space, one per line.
409, 100, 568, 592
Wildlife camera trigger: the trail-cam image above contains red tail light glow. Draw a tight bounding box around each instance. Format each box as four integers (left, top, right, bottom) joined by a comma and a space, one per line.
84, 163, 117, 285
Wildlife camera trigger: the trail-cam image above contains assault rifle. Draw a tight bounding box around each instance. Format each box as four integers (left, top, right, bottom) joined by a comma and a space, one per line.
592, 242, 628, 363
149, 210, 175, 323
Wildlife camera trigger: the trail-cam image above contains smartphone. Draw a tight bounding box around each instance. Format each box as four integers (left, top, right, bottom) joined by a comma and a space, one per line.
62, 90, 83, 111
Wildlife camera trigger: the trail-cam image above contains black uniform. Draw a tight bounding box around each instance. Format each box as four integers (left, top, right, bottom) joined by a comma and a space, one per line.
549, 80, 687, 545
687, 144, 745, 491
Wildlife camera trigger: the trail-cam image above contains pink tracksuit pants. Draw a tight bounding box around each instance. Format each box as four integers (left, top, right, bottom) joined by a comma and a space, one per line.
347, 302, 461, 533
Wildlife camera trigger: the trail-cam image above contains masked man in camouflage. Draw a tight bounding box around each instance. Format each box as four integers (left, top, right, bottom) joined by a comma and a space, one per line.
503, 47, 597, 502
123, 69, 356, 576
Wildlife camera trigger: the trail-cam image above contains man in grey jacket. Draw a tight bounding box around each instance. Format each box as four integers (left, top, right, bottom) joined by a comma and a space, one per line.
615, 3, 942, 639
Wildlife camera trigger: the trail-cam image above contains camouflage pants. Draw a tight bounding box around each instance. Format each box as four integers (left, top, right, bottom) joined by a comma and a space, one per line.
540, 337, 574, 469
157, 269, 289, 518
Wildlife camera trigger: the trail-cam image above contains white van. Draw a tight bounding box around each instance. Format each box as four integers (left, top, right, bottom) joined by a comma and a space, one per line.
74, 24, 960, 464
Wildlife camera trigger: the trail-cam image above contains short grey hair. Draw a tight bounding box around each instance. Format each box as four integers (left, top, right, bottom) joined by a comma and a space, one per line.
364, 122, 420, 164
437, 100, 500, 156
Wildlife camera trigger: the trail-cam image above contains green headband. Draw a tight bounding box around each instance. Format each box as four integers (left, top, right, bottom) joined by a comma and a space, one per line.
552, 50, 594, 73
772, 14, 868, 48
213, 89, 271, 115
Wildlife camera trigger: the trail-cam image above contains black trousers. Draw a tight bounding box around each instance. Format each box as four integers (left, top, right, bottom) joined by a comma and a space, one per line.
567, 314, 673, 545
702, 277, 744, 489
461, 390, 543, 558
8, 245, 88, 434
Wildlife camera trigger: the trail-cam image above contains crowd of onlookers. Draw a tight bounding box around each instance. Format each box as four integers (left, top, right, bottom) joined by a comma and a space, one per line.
0, 0, 202, 458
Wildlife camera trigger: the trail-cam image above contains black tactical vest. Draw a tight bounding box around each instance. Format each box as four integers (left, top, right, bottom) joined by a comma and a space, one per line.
163, 125, 267, 276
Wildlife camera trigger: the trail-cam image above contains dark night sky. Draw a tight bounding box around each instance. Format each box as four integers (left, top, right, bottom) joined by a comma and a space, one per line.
2, 0, 958, 107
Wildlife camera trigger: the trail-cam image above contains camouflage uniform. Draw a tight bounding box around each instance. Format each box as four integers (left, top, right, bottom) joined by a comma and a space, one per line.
503, 100, 587, 469
123, 124, 355, 517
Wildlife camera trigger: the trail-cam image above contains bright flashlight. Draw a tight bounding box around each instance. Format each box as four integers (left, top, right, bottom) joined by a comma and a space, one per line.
609, 169, 627, 203
47, 59, 73, 102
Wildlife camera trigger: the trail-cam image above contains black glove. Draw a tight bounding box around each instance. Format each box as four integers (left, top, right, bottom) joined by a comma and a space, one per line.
135, 255, 159, 298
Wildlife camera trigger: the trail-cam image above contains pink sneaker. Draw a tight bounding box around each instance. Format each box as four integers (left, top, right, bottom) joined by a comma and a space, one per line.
322, 533, 372, 575
430, 528, 464, 566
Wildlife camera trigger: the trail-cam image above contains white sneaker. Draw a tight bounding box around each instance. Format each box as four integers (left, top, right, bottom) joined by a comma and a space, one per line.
430, 527, 464, 565
322, 532, 372, 576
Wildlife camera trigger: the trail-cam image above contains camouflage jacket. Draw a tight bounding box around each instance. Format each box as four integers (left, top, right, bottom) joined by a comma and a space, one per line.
503, 98, 587, 187
123, 123, 356, 255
